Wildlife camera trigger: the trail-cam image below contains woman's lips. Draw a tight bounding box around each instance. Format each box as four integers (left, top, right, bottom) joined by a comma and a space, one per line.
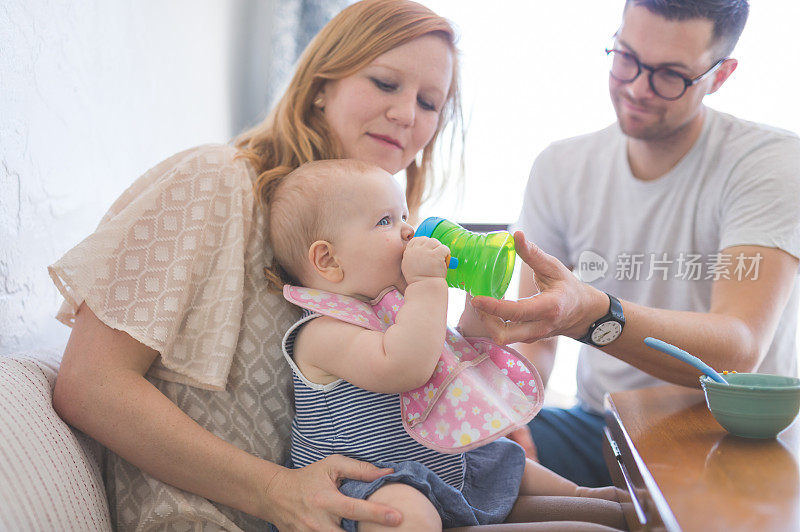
367, 133, 403, 149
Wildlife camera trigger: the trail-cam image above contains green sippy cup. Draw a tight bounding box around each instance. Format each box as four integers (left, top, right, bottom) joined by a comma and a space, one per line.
415, 217, 516, 299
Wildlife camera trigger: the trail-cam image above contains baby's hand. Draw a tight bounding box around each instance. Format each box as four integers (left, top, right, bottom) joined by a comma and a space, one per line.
401, 237, 451, 285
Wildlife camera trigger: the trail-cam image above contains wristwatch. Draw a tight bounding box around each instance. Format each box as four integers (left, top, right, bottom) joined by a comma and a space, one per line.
577, 293, 625, 347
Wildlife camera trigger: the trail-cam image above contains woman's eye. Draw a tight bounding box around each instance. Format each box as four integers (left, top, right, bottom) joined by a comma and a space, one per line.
377, 216, 391, 226
371, 78, 397, 92
417, 97, 437, 112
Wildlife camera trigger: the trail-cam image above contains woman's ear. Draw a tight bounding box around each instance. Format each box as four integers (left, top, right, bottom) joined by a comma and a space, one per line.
313, 86, 326, 110
313, 81, 329, 110
309, 240, 343, 282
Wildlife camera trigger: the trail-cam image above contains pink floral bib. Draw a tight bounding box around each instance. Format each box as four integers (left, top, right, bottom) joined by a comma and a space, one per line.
283, 285, 544, 454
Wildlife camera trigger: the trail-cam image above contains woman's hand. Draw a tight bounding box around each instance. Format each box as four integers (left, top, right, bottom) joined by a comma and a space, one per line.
262, 455, 402, 531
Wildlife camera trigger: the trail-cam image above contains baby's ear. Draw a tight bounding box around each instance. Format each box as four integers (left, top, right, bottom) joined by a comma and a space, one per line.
308, 240, 343, 283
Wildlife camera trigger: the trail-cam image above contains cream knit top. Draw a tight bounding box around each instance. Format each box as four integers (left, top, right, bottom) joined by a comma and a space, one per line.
49, 144, 299, 531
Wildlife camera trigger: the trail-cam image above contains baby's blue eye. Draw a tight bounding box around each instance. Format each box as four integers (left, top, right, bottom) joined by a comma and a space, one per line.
377, 216, 391, 226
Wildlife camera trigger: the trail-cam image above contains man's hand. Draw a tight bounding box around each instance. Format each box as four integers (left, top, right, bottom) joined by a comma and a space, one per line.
401, 236, 451, 285
471, 231, 608, 345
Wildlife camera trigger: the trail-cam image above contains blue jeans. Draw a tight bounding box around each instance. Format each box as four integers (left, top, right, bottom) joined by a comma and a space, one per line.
528, 405, 612, 487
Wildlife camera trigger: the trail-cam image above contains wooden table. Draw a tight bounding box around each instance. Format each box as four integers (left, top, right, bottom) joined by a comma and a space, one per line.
603, 384, 800, 532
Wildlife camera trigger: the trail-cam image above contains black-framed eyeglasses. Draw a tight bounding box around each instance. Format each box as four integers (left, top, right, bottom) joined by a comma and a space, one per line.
605, 48, 726, 101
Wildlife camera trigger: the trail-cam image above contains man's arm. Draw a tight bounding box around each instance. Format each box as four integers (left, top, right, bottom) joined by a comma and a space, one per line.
614, 245, 797, 383
473, 233, 799, 388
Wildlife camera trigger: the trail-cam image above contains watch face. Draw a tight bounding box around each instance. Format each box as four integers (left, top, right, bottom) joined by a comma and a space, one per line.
591, 321, 622, 346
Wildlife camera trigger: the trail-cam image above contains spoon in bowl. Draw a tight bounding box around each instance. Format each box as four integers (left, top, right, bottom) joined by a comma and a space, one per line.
644, 337, 729, 384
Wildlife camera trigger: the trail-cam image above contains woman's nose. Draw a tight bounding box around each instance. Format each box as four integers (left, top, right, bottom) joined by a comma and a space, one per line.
386, 93, 416, 127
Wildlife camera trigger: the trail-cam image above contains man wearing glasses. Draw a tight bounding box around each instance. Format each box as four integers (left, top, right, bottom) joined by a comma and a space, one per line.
469, 0, 800, 487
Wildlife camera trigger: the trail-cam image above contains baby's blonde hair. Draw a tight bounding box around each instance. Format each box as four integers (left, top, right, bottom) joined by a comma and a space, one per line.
265, 159, 378, 291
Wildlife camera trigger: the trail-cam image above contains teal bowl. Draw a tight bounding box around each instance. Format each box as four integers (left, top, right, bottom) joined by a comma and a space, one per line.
700, 373, 800, 439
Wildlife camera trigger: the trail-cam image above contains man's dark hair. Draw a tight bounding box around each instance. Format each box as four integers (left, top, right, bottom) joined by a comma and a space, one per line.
625, 0, 749, 56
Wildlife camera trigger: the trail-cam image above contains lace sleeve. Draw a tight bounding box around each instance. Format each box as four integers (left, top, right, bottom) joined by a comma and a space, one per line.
48, 144, 255, 390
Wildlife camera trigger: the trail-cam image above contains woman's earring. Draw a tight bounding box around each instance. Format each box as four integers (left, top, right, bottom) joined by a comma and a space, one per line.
313, 96, 324, 110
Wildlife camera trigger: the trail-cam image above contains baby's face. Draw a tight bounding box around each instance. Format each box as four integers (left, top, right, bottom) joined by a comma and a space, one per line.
332, 168, 414, 298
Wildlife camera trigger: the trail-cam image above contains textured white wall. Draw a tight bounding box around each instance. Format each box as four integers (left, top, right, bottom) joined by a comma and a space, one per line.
0, 1, 238, 353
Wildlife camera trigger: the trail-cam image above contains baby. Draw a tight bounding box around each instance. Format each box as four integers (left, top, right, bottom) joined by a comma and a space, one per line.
266, 159, 624, 531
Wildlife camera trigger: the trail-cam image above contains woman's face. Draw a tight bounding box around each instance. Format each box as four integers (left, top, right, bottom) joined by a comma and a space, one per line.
319, 34, 453, 175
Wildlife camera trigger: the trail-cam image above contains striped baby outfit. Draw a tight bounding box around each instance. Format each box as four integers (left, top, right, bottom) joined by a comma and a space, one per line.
283, 311, 466, 489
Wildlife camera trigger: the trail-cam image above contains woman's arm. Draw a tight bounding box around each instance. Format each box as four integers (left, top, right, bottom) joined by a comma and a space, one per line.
53, 303, 402, 530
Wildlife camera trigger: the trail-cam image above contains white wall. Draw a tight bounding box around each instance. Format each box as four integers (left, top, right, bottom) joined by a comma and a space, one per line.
0, 1, 237, 352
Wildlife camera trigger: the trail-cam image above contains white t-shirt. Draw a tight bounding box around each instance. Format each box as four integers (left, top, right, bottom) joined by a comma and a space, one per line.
514, 107, 800, 413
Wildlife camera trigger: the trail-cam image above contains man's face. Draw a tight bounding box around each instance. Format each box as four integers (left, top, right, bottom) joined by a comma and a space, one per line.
610, 4, 720, 141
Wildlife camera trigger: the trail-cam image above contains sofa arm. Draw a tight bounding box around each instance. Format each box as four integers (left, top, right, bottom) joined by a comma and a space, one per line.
0, 351, 112, 531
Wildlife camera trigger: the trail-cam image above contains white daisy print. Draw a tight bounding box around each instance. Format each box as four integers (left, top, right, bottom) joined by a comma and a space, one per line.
424, 384, 438, 403
446, 378, 471, 406
483, 411, 508, 431
298, 289, 327, 303
376, 308, 392, 326
451, 421, 481, 447
435, 420, 450, 440
455, 407, 466, 420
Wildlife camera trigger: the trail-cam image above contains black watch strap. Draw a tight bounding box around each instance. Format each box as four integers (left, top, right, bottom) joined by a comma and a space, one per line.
577, 293, 625, 346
